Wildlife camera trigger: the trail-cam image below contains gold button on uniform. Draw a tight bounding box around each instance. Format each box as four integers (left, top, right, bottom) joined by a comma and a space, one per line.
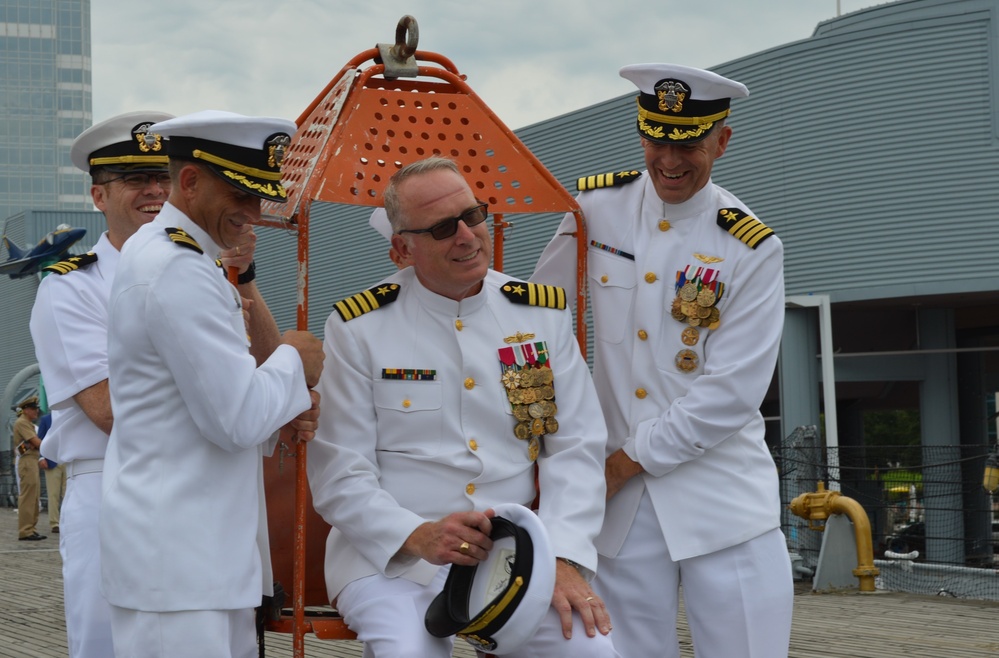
402, 399, 411, 408
455, 319, 463, 331
466, 483, 476, 495
635, 388, 647, 399
637, 330, 648, 341
659, 220, 671, 232
644, 272, 657, 284
469, 439, 478, 451
600, 274, 608, 284
464, 377, 475, 390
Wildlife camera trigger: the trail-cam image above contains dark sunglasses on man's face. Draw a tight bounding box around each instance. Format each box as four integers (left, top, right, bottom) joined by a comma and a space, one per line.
396, 202, 489, 241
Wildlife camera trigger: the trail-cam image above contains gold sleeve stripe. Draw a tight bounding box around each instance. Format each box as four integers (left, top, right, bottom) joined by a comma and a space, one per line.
717, 208, 775, 249
500, 282, 567, 310
193, 149, 283, 181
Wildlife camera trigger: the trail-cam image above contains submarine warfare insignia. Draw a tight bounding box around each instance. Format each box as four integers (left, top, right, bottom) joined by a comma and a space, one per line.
498, 340, 557, 461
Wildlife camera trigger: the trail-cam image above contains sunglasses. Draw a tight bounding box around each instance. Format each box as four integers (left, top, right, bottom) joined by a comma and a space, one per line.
103, 172, 172, 190
396, 202, 489, 240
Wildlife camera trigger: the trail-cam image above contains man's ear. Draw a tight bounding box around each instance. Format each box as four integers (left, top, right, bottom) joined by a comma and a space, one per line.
391, 233, 411, 260
91, 184, 108, 212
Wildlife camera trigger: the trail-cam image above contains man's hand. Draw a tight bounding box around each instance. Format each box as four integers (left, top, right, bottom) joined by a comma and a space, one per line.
401, 509, 494, 566
551, 560, 612, 640
281, 330, 324, 388
605, 448, 644, 500
280, 389, 320, 443
219, 226, 256, 278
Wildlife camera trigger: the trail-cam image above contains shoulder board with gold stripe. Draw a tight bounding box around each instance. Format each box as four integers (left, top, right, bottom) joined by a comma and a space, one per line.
333, 283, 401, 322
716, 208, 775, 249
500, 281, 566, 310
165, 227, 203, 254
42, 252, 98, 275
576, 170, 642, 192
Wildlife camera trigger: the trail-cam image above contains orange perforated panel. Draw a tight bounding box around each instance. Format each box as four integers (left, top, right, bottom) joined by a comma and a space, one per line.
262, 56, 578, 222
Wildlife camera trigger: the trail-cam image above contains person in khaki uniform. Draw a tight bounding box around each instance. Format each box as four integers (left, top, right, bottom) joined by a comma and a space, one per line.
13, 395, 45, 541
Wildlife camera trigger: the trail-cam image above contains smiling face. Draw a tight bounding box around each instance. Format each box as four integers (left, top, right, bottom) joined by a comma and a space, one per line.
174, 163, 261, 250
92, 170, 171, 250
390, 168, 491, 301
642, 124, 731, 205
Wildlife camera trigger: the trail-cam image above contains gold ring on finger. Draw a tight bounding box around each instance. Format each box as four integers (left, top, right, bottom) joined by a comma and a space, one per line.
459, 541, 470, 555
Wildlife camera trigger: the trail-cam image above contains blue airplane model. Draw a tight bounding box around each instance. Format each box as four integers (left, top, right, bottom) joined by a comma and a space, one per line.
0, 222, 87, 279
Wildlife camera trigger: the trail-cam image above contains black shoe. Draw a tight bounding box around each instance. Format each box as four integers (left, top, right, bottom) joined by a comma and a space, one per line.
18, 533, 46, 541
51, 527, 59, 534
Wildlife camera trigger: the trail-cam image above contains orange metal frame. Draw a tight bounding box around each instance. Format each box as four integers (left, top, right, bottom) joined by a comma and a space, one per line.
258, 17, 588, 656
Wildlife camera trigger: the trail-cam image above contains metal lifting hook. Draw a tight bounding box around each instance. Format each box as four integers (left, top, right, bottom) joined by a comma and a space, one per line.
378, 15, 420, 78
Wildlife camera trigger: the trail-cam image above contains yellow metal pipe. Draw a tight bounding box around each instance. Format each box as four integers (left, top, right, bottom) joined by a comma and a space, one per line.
789, 483, 880, 592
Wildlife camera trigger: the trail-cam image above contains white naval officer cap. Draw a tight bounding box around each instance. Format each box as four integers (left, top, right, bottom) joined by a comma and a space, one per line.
619, 63, 749, 144
424, 503, 556, 655
148, 110, 297, 203
369, 207, 393, 241
70, 111, 175, 174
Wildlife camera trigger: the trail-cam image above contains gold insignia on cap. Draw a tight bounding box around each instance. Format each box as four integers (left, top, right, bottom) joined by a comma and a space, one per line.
165, 228, 203, 254
717, 208, 774, 249
656, 79, 688, 113
501, 281, 566, 310
333, 283, 401, 322
134, 122, 163, 153
576, 170, 642, 192
266, 133, 291, 168
42, 252, 98, 275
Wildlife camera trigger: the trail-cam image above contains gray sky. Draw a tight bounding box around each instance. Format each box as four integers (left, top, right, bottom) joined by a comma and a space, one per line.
92, 0, 883, 130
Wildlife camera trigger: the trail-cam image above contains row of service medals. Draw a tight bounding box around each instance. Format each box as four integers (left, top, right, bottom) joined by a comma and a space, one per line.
670, 265, 725, 373
498, 339, 557, 462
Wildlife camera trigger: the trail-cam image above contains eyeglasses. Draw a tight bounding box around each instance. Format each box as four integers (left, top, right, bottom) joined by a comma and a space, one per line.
103, 172, 172, 189
396, 202, 489, 240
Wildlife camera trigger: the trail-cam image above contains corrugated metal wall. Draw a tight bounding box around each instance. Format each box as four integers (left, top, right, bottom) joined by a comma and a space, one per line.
711, 0, 999, 302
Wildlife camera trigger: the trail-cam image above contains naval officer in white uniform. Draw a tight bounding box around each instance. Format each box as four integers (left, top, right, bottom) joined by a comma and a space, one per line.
308, 157, 619, 657
100, 110, 324, 657
533, 64, 794, 658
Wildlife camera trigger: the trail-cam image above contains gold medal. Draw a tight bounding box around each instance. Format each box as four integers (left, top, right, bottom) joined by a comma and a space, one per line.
514, 421, 531, 440
696, 305, 711, 319
680, 282, 698, 301
513, 404, 532, 421
528, 437, 540, 461
671, 298, 686, 322
531, 418, 545, 436
686, 315, 701, 327
538, 368, 554, 385
544, 417, 559, 434
681, 327, 699, 346
696, 288, 717, 307
501, 370, 522, 390
528, 402, 545, 419
675, 349, 699, 373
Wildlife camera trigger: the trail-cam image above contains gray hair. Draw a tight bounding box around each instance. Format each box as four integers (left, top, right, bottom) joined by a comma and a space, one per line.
383, 156, 460, 233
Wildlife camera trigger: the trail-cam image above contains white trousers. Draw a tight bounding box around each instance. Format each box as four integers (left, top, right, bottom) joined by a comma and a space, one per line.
337, 564, 620, 658
61, 471, 114, 658
593, 491, 793, 658
110, 606, 256, 658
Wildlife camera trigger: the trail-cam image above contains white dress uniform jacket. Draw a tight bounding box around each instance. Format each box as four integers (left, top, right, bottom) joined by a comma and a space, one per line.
308, 268, 608, 600
101, 203, 311, 612
32, 232, 118, 465
533, 175, 784, 561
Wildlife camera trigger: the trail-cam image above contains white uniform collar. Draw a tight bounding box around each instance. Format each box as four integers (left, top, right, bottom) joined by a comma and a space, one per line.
410, 267, 490, 317
650, 177, 717, 222
152, 201, 222, 259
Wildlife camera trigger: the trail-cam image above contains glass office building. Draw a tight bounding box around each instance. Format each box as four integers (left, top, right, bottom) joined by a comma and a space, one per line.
0, 0, 91, 223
